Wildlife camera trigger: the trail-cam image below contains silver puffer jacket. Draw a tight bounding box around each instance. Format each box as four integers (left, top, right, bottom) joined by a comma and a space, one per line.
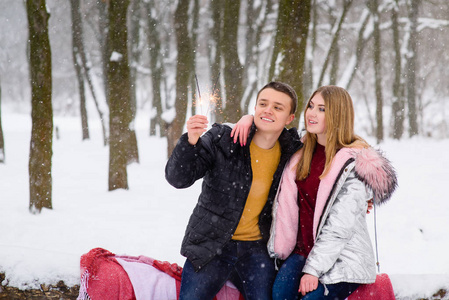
268, 146, 397, 284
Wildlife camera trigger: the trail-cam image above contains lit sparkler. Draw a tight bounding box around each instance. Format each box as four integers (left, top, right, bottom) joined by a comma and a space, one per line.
194, 73, 221, 117
205, 72, 220, 116
195, 74, 203, 115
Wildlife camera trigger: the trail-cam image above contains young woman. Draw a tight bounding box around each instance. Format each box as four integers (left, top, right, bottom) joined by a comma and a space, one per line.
232, 85, 397, 300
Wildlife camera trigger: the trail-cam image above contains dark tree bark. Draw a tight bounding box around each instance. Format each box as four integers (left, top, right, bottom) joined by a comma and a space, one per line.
166, 0, 193, 157
26, 0, 53, 213
107, 0, 136, 190
221, 0, 243, 123
407, 0, 420, 137
0, 76, 4, 163
270, 0, 312, 128
368, 0, 384, 143
390, 0, 405, 139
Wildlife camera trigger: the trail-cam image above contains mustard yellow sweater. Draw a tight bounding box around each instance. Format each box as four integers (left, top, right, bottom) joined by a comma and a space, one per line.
232, 140, 281, 241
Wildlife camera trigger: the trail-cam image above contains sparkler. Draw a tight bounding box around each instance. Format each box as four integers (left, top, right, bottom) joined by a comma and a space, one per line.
205, 72, 220, 116
195, 74, 203, 115
194, 72, 221, 116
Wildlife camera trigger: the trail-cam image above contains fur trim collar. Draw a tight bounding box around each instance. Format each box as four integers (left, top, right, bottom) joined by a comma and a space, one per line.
353, 147, 398, 204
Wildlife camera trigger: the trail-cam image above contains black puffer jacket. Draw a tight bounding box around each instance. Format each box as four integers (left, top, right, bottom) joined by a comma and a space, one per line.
165, 123, 302, 271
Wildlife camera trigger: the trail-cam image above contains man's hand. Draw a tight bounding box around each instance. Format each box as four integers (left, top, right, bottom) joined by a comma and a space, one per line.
187, 115, 208, 145
298, 274, 319, 296
230, 114, 254, 146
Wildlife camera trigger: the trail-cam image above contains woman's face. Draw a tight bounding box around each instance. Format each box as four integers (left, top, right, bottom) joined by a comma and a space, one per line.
305, 93, 327, 146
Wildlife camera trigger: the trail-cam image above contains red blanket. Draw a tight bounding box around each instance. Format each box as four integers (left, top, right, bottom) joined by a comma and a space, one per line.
77, 248, 136, 300
77, 248, 243, 300
77, 248, 394, 300
348, 273, 396, 299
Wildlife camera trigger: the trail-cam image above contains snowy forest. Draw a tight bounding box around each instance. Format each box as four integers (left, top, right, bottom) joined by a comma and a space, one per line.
1, 1, 449, 299
0, 0, 448, 213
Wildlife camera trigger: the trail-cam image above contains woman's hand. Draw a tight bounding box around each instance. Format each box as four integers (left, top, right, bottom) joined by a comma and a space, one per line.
230, 115, 254, 146
187, 115, 208, 145
298, 274, 319, 296
366, 199, 374, 214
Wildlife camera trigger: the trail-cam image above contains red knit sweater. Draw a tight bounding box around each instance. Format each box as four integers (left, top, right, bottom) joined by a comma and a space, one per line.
294, 143, 326, 257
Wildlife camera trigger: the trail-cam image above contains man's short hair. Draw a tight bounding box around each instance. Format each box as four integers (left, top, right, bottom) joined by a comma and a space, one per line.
256, 81, 298, 114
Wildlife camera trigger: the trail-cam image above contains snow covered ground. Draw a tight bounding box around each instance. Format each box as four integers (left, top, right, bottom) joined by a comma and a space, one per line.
0, 111, 448, 299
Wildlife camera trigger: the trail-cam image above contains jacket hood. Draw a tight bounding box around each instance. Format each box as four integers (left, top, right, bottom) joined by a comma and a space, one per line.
353, 147, 398, 204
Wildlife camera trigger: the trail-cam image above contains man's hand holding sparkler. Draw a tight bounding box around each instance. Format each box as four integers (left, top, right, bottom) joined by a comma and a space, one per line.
187, 115, 209, 145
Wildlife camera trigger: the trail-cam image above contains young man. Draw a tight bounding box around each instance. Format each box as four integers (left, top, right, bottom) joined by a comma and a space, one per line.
165, 82, 302, 300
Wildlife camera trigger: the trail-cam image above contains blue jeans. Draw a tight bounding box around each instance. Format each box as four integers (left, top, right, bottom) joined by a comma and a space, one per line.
179, 240, 276, 300
273, 253, 306, 300
272, 253, 360, 300
301, 282, 360, 300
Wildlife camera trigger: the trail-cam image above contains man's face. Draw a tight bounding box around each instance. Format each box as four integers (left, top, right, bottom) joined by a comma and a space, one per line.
253, 88, 295, 134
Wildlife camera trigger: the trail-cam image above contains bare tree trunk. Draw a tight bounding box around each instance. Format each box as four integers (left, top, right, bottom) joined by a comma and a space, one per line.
329, 46, 339, 85
125, 0, 141, 165
190, 0, 199, 118
407, 0, 420, 137
339, 9, 370, 90
107, 0, 133, 190
69, 0, 89, 140
241, 0, 261, 114
97, 1, 110, 106
242, 0, 259, 88
316, 0, 353, 88
167, 0, 193, 157
70, 0, 108, 146
145, 0, 165, 137
0, 75, 4, 163
26, 0, 53, 213
390, 0, 405, 139
242, 0, 273, 115
129, 0, 142, 118
209, 0, 224, 123
304, 0, 318, 99
328, 5, 339, 86
222, 0, 243, 123
368, 0, 384, 143
270, 0, 311, 128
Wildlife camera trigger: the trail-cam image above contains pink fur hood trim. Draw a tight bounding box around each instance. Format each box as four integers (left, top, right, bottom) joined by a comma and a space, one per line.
353, 147, 398, 204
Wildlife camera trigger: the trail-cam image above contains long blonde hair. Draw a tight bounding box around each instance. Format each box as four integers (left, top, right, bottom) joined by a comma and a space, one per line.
297, 86, 370, 180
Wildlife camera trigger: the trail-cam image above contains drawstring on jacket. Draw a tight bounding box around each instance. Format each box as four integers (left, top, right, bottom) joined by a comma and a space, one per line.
373, 202, 380, 273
